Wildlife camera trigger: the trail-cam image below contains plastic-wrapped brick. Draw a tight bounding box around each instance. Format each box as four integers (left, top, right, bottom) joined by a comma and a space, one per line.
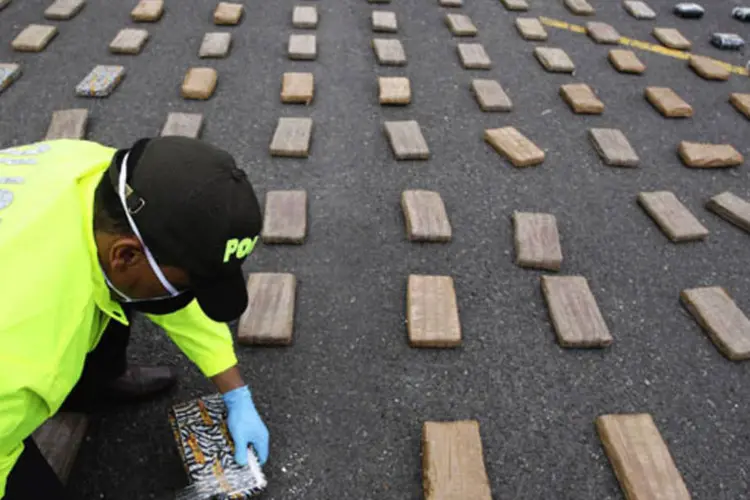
674, 2, 704, 18
711, 33, 746, 50
732, 7, 750, 21
170, 394, 267, 499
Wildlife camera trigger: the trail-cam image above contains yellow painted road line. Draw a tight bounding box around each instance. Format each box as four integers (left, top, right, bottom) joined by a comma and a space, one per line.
538, 16, 749, 76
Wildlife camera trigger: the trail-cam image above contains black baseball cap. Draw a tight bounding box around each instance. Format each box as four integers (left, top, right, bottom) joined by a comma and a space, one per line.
107, 136, 263, 322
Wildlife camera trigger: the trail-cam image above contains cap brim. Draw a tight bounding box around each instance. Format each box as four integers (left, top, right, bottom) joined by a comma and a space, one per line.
195, 272, 248, 322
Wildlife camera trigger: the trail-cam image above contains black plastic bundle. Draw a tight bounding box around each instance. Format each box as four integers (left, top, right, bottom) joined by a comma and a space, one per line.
710, 33, 746, 50
732, 7, 750, 22
674, 3, 705, 18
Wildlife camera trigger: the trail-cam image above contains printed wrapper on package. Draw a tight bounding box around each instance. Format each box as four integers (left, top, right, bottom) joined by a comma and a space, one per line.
0, 64, 21, 93
169, 393, 267, 499
74, 65, 125, 97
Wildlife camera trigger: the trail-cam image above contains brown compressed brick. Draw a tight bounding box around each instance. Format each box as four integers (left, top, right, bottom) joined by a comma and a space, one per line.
372, 10, 397, 32
586, 22, 620, 44
281, 72, 314, 104
270, 117, 313, 158
214, 2, 243, 25
373, 38, 406, 65
560, 83, 604, 114
445, 13, 477, 36
681, 287, 750, 360
541, 275, 612, 347
534, 47, 575, 73
261, 190, 307, 244
678, 141, 743, 168
565, 0, 594, 15
689, 55, 730, 81
378, 76, 410, 105
457, 43, 491, 69
407, 275, 461, 347
638, 191, 708, 242
289, 34, 317, 60
45, 109, 88, 140
653, 28, 691, 50
596, 414, 691, 500
109, 28, 149, 55
160, 112, 203, 138
401, 190, 452, 242
484, 127, 544, 167
238, 273, 296, 345
623, 0, 656, 19
706, 191, 750, 233
513, 212, 562, 271
471, 79, 512, 111
384, 120, 429, 160
131, 0, 163, 21
645, 87, 692, 118
199, 32, 232, 58
422, 421, 492, 499
730, 93, 750, 119
589, 128, 639, 167
12, 24, 58, 52
44, 0, 85, 20
515, 18, 547, 41
501, 0, 528, 10
292, 5, 318, 28
33, 412, 89, 484
608, 49, 645, 74
181, 68, 218, 100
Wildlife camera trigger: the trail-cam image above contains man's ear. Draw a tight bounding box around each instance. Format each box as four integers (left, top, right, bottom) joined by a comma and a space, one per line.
109, 236, 146, 273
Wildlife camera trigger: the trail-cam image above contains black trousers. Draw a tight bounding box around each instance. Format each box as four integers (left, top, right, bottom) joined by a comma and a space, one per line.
4, 312, 132, 500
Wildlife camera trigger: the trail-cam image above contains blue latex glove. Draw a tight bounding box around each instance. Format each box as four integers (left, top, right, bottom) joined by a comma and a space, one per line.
222, 386, 269, 466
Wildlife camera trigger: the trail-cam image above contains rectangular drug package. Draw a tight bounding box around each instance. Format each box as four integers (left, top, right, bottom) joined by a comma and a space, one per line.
732, 7, 750, 21
170, 393, 267, 499
711, 33, 745, 50
673, 2, 704, 18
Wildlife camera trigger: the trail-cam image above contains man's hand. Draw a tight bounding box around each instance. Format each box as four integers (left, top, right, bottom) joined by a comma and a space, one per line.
211, 365, 270, 466
222, 385, 270, 466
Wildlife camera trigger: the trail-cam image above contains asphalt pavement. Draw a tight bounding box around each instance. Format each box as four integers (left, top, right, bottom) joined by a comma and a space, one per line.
2, 0, 750, 498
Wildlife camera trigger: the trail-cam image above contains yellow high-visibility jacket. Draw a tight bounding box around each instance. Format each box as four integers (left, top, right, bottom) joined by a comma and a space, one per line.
0, 140, 240, 496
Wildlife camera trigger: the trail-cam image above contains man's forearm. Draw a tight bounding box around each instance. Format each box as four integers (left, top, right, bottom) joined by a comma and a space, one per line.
210, 365, 245, 394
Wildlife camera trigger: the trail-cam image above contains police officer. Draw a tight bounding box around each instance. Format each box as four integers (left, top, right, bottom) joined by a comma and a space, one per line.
0, 136, 269, 498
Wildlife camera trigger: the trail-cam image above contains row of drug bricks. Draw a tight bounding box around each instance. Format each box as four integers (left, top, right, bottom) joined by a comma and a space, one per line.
225, 184, 750, 361
225, 0, 750, 361
417, 412, 694, 500
504, 0, 748, 39
235, 203, 736, 500
363, 0, 750, 166
5, 1, 750, 163
0, 0, 317, 101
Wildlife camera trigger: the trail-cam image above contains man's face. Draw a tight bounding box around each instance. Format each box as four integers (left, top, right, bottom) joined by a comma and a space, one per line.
103, 235, 190, 300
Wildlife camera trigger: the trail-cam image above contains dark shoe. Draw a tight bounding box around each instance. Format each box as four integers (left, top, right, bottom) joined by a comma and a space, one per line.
105, 365, 178, 401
